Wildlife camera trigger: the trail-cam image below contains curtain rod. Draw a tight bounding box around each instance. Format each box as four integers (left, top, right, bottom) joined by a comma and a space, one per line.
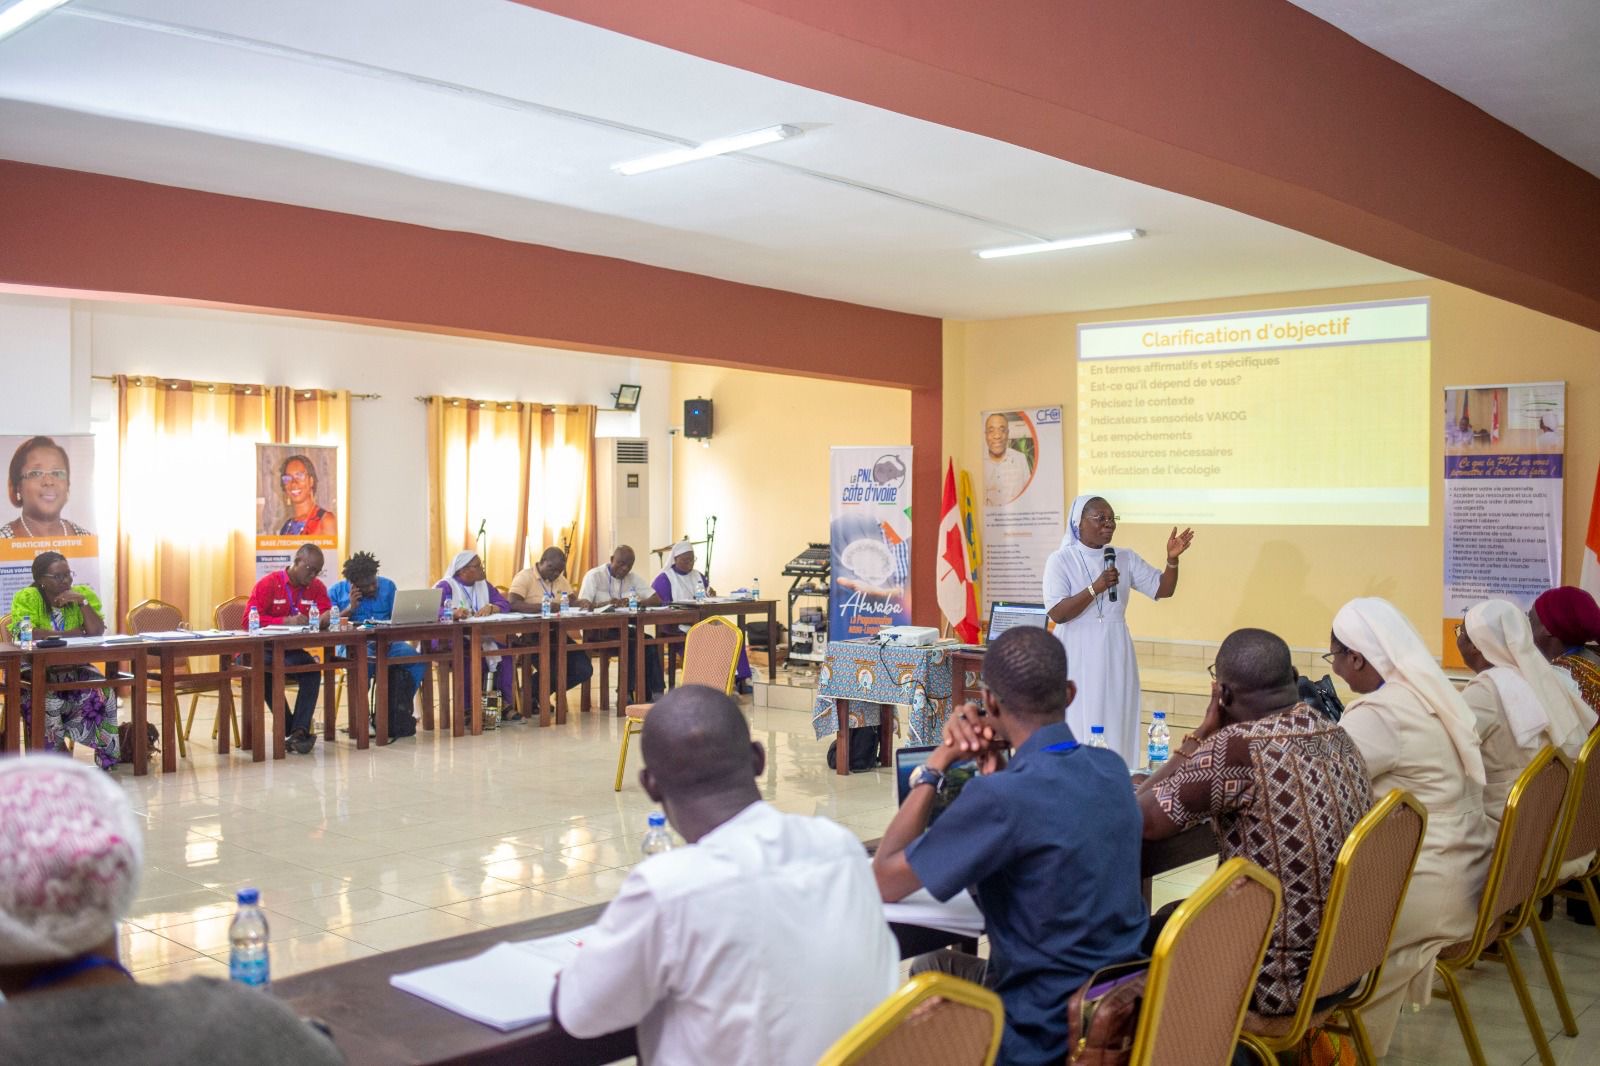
416, 397, 586, 410
91, 374, 377, 399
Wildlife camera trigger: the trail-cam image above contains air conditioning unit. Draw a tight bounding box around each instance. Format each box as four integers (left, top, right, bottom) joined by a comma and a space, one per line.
595, 437, 651, 555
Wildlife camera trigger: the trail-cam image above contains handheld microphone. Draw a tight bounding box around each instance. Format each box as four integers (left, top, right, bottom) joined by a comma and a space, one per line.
1103, 546, 1118, 602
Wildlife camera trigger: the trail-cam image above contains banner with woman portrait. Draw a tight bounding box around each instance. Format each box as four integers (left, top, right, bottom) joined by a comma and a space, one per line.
256, 443, 339, 579
0, 434, 100, 607
979, 406, 1065, 614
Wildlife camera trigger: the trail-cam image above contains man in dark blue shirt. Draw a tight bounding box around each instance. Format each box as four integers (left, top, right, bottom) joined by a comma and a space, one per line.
873, 626, 1148, 1066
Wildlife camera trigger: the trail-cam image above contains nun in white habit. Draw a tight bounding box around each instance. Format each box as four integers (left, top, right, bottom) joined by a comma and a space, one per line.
651, 540, 752, 689
1041, 494, 1193, 767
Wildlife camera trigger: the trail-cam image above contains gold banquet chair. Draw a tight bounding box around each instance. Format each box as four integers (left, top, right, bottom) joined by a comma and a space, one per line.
1554, 728, 1600, 933
1526, 728, 1600, 1040
614, 615, 742, 791
1131, 857, 1282, 1066
1434, 746, 1570, 1066
816, 972, 1003, 1066
1238, 790, 1427, 1066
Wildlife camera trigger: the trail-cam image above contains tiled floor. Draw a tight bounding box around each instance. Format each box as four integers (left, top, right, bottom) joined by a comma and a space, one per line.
94, 677, 1600, 1064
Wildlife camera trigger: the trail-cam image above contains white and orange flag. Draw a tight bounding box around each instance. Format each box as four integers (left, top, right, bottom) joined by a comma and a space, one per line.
1582, 459, 1600, 601
937, 458, 980, 644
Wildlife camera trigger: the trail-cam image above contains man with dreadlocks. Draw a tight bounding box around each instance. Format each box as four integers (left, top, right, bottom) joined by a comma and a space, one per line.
328, 550, 421, 740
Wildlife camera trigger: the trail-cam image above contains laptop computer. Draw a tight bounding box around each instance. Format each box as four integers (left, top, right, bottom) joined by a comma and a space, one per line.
986, 601, 1048, 641
895, 745, 976, 824
384, 588, 445, 626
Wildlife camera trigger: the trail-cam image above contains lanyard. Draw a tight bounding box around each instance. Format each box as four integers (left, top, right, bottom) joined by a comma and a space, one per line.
23, 954, 132, 992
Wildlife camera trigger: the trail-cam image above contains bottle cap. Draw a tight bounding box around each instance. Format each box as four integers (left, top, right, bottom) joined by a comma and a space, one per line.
1090, 725, 1104, 733
647, 812, 666, 827
1152, 711, 1167, 719
237, 888, 260, 905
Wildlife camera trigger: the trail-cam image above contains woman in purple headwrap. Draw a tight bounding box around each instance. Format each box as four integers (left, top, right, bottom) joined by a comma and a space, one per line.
1529, 586, 1600, 718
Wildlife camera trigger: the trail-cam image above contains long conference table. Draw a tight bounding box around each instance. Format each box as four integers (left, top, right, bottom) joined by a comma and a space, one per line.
273, 828, 1217, 1066
0, 599, 780, 775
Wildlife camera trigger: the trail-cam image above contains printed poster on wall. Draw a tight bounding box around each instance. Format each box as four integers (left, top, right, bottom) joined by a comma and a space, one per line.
980, 406, 1064, 615
1441, 382, 1564, 667
829, 446, 913, 642
0, 434, 101, 608
256, 443, 339, 579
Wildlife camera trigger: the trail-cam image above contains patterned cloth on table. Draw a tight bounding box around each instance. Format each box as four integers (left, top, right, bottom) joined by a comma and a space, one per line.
810, 640, 955, 745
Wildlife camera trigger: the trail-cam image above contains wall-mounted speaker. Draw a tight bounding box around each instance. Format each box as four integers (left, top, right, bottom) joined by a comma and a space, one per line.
684, 398, 714, 439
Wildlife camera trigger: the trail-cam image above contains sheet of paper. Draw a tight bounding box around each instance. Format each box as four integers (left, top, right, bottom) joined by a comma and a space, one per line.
882, 888, 985, 937
389, 942, 561, 1032
513, 923, 598, 969
136, 630, 203, 641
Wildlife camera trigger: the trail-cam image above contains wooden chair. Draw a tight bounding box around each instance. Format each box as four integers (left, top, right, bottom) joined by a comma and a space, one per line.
1130, 857, 1283, 1066
1433, 746, 1570, 1066
816, 972, 1003, 1066
1527, 728, 1600, 1040
614, 615, 742, 791
1238, 790, 1427, 1066
126, 598, 242, 758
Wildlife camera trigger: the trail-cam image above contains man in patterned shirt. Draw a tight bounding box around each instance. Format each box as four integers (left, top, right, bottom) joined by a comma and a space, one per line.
1136, 628, 1371, 1016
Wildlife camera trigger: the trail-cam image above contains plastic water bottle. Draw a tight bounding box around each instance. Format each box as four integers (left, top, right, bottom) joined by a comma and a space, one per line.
327, 604, 341, 631
752, 577, 760, 600
307, 603, 321, 632
693, 581, 706, 604
247, 606, 260, 634
438, 598, 452, 624
1088, 724, 1108, 749
18, 615, 33, 650
228, 888, 270, 988
1147, 712, 1171, 771
541, 591, 552, 619
559, 591, 570, 615
627, 588, 639, 613
641, 812, 673, 857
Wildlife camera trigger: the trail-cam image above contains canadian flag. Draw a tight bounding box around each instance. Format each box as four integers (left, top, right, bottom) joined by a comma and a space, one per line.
1582, 460, 1600, 601
937, 459, 981, 644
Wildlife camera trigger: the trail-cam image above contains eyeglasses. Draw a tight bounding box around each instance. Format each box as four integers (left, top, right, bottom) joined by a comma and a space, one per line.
1083, 512, 1119, 524
1206, 662, 1217, 680
20, 469, 68, 482
281, 472, 312, 486
44, 570, 74, 583
1321, 649, 1345, 665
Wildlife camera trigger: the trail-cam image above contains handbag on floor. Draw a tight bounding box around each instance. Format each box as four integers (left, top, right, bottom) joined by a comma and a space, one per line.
1067, 957, 1149, 1065
825, 727, 880, 772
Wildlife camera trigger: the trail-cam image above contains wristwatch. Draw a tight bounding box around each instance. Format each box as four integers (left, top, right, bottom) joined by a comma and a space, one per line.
909, 764, 946, 794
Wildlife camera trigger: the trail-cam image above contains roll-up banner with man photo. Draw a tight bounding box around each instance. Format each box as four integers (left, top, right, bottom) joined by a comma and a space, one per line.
1441, 382, 1565, 667
980, 406, 1065, 615
829, 446, 913, 641
0, 434, 101, 606
256, 443, 339, 579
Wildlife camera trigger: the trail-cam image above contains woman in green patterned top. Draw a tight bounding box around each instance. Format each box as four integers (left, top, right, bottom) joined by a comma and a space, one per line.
7, 551, 124, 769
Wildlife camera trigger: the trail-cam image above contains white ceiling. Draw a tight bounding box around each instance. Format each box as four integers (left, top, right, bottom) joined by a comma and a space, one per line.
0, 0, 1425, 319
1289, 0, 1600, 179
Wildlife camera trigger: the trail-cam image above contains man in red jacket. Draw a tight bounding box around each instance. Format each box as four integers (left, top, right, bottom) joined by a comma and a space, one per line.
245, 544, 331, 755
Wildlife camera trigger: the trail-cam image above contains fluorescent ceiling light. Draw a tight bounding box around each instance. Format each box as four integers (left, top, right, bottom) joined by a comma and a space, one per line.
0, 0, 69, 41
613, 124, 801, 176
976, 228, 1143, 259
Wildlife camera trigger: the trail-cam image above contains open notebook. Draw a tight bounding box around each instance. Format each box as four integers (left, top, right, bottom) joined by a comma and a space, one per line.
389, 925, 594, 1032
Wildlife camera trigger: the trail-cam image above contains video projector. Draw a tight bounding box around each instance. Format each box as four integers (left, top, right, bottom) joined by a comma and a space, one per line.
877, 626, 941, 647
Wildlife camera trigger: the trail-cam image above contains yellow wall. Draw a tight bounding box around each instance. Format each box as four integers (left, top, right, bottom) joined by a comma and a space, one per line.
669, 365, 911, 622
945, 279, 1600, 652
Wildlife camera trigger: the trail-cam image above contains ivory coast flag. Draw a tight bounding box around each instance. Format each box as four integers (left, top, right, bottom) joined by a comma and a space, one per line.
1582, 460, 1600, 600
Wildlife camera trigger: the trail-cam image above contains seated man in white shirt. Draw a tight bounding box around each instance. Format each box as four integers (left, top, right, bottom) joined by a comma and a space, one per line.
555, 685, 898, 1065
578, 544, 665, 702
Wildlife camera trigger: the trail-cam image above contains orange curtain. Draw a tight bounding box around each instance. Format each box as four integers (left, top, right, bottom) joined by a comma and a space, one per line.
116, 376, 278, 629
426, 398, 597, 588
528, 404, 598, 582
